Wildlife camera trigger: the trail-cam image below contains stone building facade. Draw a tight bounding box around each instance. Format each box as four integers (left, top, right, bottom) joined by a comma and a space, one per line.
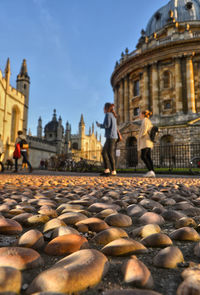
70, 115, 102, 162
28, 111, 102, 167
0, 59, 102, 168
111, 0, 200, 168
0, 58, 30, 161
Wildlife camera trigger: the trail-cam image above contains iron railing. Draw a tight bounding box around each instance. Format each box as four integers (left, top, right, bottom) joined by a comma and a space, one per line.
49, 143, 200, 171
120, 143, 200, 169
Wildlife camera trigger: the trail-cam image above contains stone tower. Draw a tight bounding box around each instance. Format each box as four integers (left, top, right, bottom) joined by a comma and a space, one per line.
37, 117, 42, 138
57, 116, 63, 154
16, 59, 30, 134
65, 121, 71, 154
79, 114, 85, 136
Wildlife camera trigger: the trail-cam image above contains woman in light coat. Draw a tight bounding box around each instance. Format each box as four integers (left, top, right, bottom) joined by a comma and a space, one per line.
137, 110, 155, 177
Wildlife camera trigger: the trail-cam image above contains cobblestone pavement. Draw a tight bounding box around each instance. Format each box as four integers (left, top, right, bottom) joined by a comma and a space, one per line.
0, 171, 200, 295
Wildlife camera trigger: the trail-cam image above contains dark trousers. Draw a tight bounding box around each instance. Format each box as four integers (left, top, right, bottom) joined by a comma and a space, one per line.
15, 151, 32, 171
141, 148, 154, 171
102, 138, 117, 171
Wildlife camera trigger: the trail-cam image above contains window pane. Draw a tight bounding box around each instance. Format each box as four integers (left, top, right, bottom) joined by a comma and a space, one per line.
134, 80, 140, 96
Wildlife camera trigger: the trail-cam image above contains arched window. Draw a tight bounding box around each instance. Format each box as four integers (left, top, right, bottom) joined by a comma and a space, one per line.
163, 71, 171, 89
160, 135, 175, 167
11, 106, 20, 142
160, 135, 174, 145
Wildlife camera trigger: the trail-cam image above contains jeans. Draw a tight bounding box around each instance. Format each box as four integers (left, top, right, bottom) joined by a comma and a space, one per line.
102, 138, 117, 171
15, 151, 32, 171
141, 148, 154, 171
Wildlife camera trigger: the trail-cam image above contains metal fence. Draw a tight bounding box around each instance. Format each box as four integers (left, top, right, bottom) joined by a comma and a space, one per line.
121, 143, 200, 169
58, 143, 200, 171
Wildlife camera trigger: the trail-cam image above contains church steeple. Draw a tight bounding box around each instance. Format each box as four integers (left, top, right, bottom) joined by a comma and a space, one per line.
79, 114, 85, 135
5, 58, 10, 76
65, 121, 71, 154
5, 58, 11, 91
79, 114, 85, 126
57, 116, 63, 141
37, 116, 42, 138
16, 59, 30, 134
18, 59, 29, 79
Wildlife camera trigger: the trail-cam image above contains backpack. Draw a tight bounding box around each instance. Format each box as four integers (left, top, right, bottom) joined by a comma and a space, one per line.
149, 126, 159, 142
19, 139, 29, 150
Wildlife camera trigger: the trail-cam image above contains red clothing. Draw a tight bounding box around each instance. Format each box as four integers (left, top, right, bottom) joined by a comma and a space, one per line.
13, 143, 21, 159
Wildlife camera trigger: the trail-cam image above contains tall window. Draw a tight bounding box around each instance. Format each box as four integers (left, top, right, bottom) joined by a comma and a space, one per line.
11, 107, 19, 142
163, 71, 170, 89
133, 80, 140, 96
133, 107, 140, 117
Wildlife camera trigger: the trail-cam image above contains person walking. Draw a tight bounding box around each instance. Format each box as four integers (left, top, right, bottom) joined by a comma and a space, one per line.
137, 110, 155, 177
96, 103, 118, 176
13, 130, 33, 173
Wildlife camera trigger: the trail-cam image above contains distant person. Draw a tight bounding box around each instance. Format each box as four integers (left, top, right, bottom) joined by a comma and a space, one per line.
6, 158, 13, 170
13, 130, 32, 173
44, 159, 48, 170
137, 110, 155, 177
96, 103, 118, 176
40, 159, 45, 169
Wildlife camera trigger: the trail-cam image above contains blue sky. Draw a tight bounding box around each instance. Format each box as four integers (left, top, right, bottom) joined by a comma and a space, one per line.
0, 0, 165, 139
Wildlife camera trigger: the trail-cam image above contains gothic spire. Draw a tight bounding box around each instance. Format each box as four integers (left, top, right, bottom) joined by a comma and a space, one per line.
5, 58, 10, 75
79, 114, 85, 126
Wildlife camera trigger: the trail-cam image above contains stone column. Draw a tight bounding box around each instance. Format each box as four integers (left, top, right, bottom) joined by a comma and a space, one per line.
186, 55, 196, 114
129, 77, 133, 121
197, 62, 200, 112
118, 79, 124, 124
124, 76, 129, 122
175, 56, 183, 113
152, 62, 159, 116
114, 86, 118, 117
142, 65, 149, 111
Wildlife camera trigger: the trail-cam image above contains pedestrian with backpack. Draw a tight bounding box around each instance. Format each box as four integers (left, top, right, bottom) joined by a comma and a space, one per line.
137, 110, 155, 178
13, 130, 33, 173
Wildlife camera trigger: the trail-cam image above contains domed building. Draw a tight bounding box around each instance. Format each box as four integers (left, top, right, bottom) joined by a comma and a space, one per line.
43, 109, 64, 155
27, 110, 102, 167
111, 0, 200, 168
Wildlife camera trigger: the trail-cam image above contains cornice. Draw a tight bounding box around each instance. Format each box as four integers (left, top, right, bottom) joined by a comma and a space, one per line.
111, 38, 200, 87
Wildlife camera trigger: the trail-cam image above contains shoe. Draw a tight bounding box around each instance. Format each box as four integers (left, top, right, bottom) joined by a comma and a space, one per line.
144, 170, 155, 178
111, 171, 117, 176
29, 167, 33, 173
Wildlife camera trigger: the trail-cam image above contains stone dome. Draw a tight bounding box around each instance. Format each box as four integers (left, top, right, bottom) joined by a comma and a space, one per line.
44, 109, 64, 134
44, 120, 58, 133
146, 0, 200, 36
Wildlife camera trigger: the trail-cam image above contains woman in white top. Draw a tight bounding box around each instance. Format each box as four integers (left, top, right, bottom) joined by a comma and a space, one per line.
137, 110, 155, 177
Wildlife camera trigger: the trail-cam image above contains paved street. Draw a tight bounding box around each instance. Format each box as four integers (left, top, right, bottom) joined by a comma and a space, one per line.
0, 172, 200, 294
